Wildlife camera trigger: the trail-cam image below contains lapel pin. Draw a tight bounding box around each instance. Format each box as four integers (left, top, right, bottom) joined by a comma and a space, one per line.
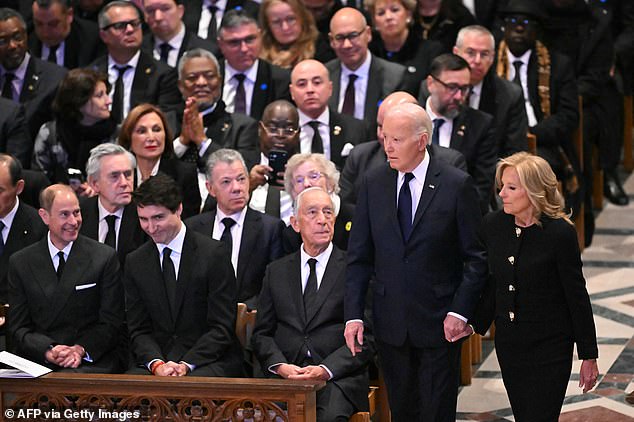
260, 83, 268, 90
28, 85, 34, 91
145, 67, 152, 74
508, 256, 515, 265
509, 284, 515, 291
24, 230, 28, 235
515, 227, 522, 237
345, 221, 352, 232
456, 125, 466, 137
333, 125, 341, 136
222, 122, 230, 132
33, 75, 39, 81
428, 184, 435, 189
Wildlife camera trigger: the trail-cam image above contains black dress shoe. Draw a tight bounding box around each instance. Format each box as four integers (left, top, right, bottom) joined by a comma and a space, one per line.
604, 172, 629, 206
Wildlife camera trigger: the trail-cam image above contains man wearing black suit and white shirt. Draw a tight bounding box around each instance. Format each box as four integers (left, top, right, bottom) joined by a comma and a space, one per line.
186, 149, 284, 309
92, 1, 181, 123
0, 154, 46, 305
79, 144, 146, 265
141, 0, 217, 68
290, 59, 368, 170
182, 0, 259, 41
8, 184, 124, 372
217, 10, 291, 120
423, 53, 496, 213
252, 187, 373, 420
124, 173, 244, 377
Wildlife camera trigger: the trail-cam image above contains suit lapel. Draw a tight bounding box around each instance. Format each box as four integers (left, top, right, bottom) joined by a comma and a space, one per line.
20, 58, 41, 102
365, 57, 382, 120
411, 158, 441, 233
236, 210, 261, 291
81, 198, 99, 240
449, 112, 467, 151
378, 166, 402, 241
251, 61, 271, 119
172, 231, 195, 324
131, 52, 154, 109
286, 252, 306, 325
479, 73, 496, 116
305, 247, 344, 326
527, 54, 542, 120
328, 61, 342, 110
29, 239, 58, 303
329, 111, 344, 165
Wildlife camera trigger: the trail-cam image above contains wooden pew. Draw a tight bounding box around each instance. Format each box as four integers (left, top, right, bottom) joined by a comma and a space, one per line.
0, 374, 325, 422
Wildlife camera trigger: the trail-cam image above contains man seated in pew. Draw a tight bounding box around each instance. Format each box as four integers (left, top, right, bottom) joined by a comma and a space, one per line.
8, 184, 124, 372
252, 187, 373, 420
185, 148, 284, 309
123, 173, 244, 377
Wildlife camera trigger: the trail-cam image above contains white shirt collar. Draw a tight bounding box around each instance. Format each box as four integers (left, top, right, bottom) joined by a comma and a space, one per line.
215, 205, 247, 228
225, 59, 259, 83
507, 49, 532, 67
108, 50, 141, 69
300, 241, 333, 266
2, 52, 30, 81
298, 107, 330, 126
156, 221, 186, 256
0, 197, 19, 230
399, 149, 430, 184
341, 51, 371, 78
155, 21, 186, 46
47, 231, 74, 261
97, 197, 125, 221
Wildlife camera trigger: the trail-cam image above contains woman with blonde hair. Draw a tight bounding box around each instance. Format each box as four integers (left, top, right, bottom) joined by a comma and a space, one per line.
258, 0, 321, 68
471, 152, 599, 421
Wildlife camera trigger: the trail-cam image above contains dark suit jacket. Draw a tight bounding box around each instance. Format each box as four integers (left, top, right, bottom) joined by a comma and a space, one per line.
221, 59, 291, 121
8, 235, 124, 370
185, 207, 285, 308
476, 72, 528, 157
182, 0, 260, 36
79, 196, 147, 265
141, 29, 219, 65
28, 17, 104, 69
0, 201, 46, 303
123, 230, 243, 375
0, 98, 30, 167
339, 141, 468, 209
12, 56, 68, 156
19, 169, 51, 209
90, 51, 182, 116
252, 246, 372, 411
158, 158, 201, 219
345, 157, 487, 348
326, 54, 408, 132
324, 109, 369, 170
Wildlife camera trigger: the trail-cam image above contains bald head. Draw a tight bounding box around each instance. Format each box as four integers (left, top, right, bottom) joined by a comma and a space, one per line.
290, 59, 333, 118
329, 7, 371, 70
377, 91, 418, 143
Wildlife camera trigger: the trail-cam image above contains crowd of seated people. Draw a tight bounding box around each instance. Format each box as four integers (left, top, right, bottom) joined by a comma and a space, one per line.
0, 0, 633, 420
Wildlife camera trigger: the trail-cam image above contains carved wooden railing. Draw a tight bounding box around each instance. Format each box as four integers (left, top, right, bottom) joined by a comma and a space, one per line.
0, 373, 325, 421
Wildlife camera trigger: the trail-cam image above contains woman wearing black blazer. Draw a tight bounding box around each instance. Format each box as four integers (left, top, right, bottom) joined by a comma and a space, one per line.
471, 152, 599, 421
118, 104, 200, 219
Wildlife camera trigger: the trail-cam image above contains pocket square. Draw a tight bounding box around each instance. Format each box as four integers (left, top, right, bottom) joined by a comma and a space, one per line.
341, 143, 355, 157
75, 283, 97, 291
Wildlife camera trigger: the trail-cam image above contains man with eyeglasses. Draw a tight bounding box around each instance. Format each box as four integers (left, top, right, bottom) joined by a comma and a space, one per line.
290, 59, 368, 170
186, 148, 284, 309
182, 0, 259, 42
0, 8, 67, 165
216, 10, 290, 120
249, 100, 300, 225
326, 7, 411, 134
29, 0, 104, 69
452, 25, 528, 158
422, 53, 496, 213
141, 0, 217, 68
92, 1, 181, 124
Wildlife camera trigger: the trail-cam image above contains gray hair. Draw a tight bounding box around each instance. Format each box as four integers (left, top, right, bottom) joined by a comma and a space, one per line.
384, 103, 431, 137
0, 8, 27, 30
292, 186, 333, 216
86, 143, 136, 181
98, 1, 141, 29
219, 9, 259, 37
177, 48, 221, 81
205, 148, 248, 181
455, 25, 495, 51
284, 153, 340, 197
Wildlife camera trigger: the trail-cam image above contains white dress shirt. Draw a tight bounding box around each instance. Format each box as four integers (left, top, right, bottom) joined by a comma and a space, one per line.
107, 51, 141, 119
197, 0, 228, 38
223, 60, 259, 114
0, 198, 19, 245
425, 97, 454, 149
211, 206, 247, 276
338, 53, 372, 120
507, 49, 538, 127
46, 232, 74, 272
155, 221, 186, 280
298, 108, 332, 160
42, 41, 66, 66
152, 23, 186, 67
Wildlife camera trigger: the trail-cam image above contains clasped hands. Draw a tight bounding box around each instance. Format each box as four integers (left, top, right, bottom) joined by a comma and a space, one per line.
153, 361, 189, 377
45, 344, 85, 368
275, 364, 329, 381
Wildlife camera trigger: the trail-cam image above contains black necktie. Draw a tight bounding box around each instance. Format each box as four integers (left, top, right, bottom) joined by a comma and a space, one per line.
432, 118, 444, 146
303, 258, 318, 318
0, 220, 5, 257
111, 65, 131, 123
56, 251, 66, 280
47, 44, 59, 64
512, 60, 523, 87
159, 43, 172, 63
341, 74, 358, 116
2, 73, 15, 101
234, 73, 246, 114
398, 173, 415, 241
162, 247, 177, 316
207, 5, 218, 40
220, 217, 236, 256
264, 185, 281, 218
308, 121, 324, 153
104, 215, 118, 249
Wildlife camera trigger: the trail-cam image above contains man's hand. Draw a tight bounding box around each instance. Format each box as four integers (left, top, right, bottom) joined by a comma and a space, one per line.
344, 321, 364, 356
249, 164, 272, 190
579, 359, 599, 393
443, 314, 468, 343
164, 361, 188, 377
287, 365, 330, 381
45, 345, 83, 368
181, 97, 206, 146
275, 363, 303, 379
154, 362, 177, 376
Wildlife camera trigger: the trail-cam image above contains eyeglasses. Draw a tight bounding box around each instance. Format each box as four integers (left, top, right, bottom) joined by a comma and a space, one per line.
270, 15, 298, 28
330, 28, 366, 45
182, 71, 219, 84
462, 48, 494, 61
431, 75, 472, 96
504, 17, 536, 27
261, 122, 298, 136
102, 19, 142, 33
293, 171, 323, 186
220, 34, 259, 49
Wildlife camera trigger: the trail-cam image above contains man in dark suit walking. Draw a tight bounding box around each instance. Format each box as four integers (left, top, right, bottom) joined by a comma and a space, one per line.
186, 149, 284, 309
80, 144, 146, 265
290, 59, 368, 170
252, 187, 373, 420
124, 173, 244, 376
8, 184, 124, 372
344, 103, 487, 421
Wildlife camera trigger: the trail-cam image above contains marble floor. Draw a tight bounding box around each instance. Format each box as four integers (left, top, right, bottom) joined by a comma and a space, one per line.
456, 173, 634, 422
